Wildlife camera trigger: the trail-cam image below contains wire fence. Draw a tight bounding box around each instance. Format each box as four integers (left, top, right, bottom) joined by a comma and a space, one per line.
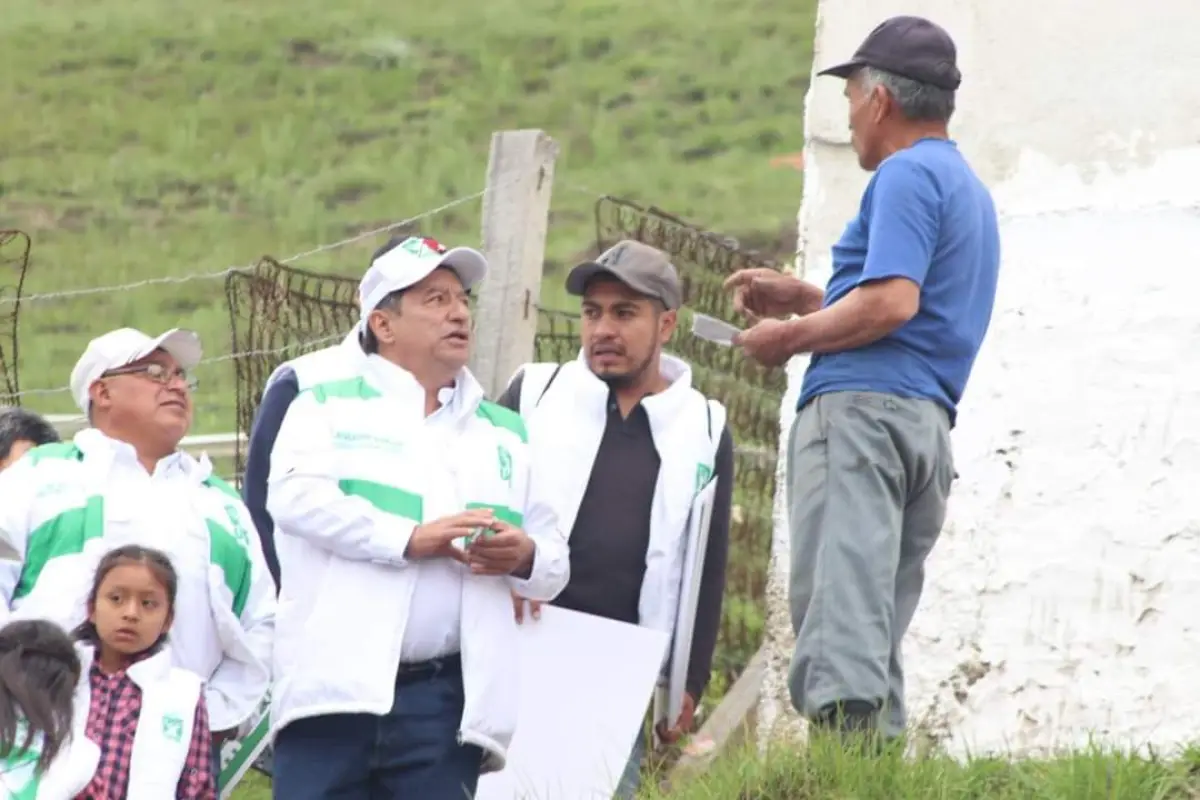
0, 182, 504, 410
6, 181, 790, 709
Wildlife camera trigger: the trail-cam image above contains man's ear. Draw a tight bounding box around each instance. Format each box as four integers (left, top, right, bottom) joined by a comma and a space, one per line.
659, 309, 678, 344
368, 310, 393, 347
87, 380, 110, 411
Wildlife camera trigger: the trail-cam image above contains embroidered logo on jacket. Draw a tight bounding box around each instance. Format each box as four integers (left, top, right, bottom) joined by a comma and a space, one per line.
224, 504, 250, 547
162, 713, 184, 742
497, 445, 513, 484
695, 463, 713, 493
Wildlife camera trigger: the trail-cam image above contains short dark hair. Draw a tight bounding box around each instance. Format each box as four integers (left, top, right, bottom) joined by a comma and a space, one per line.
0, 408, 59, 463
0, 619, 80, 772
359, 235, 418, 355
360, 291, 403, 355
371, 235, 410, 264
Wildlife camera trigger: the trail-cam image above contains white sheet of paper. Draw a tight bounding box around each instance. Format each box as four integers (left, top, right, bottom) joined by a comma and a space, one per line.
664, 478, 717, 726
691, 313, 742, 346
476, 606, 669, 800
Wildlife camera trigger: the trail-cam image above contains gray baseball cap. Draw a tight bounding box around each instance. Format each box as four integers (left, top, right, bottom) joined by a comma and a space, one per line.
565, 240, 682, 310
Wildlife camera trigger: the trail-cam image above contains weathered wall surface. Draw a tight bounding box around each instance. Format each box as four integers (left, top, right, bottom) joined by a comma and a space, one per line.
759, 0, 1200, 757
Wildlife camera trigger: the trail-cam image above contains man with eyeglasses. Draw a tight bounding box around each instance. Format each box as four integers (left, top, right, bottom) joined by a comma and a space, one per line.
0, 327, 276, 762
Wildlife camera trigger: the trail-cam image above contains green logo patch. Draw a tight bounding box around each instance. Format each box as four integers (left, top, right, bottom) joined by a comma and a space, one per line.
224, 504, 250, 547
695, 463, 713, 493
162, 713, 184, 742
497, 446, 513, 484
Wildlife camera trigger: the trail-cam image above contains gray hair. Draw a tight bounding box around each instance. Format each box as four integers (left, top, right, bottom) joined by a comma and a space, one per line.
860, 67, 955, 123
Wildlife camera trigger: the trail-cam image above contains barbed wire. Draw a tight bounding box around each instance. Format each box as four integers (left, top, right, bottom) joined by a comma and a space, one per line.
1, 185, 498, 307
0, 333, 345, 403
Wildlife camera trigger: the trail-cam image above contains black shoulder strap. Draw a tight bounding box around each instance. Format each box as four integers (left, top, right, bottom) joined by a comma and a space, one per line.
535, 363, 565, 407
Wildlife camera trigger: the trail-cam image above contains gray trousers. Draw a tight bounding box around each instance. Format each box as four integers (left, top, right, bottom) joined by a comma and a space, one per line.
786, 391, 954, 738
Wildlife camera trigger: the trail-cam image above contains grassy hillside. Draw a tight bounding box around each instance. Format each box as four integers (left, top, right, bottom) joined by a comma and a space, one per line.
1, 0, 816, 434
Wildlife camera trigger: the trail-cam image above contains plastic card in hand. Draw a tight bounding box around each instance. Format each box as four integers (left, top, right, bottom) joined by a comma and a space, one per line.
690, 313, 742, 346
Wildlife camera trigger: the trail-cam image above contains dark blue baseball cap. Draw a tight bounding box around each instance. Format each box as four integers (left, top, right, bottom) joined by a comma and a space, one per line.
817, 16, 962, 91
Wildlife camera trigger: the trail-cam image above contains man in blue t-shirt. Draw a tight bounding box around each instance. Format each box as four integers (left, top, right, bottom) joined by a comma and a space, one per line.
725, 16, 999, 745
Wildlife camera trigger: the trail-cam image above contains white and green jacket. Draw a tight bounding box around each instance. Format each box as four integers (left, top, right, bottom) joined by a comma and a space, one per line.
266, 354, 570, 773
0, 429, 276, 733
0, 724, 98, 800
72, 643, 203, 800
510, 353, 727, 645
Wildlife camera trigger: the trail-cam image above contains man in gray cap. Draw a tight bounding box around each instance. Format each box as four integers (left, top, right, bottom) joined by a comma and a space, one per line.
725, 16, 1000, 746
496, 240, 734, 798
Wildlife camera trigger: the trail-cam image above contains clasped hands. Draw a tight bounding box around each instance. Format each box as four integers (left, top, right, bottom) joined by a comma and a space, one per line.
404, 508, 535, 577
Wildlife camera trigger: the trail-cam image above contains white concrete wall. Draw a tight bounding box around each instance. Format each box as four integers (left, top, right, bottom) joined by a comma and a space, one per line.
759, 0, 1200, 757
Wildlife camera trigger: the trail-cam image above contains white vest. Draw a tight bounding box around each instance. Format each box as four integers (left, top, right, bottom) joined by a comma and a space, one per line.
0, 725, 99, 800
73, 644, 203, 800
516, 352, 726, 639
268, 360, 537, 773
265, 327, 364, 395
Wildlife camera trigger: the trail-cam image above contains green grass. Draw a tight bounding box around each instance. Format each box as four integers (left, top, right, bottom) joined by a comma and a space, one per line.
1, 0, 814, 434
644, 737, 1200, 800
229, 738, 1200, 799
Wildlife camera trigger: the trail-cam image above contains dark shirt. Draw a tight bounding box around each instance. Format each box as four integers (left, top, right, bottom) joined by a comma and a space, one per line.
242, 367, 300, 592
497, 368, 734, 700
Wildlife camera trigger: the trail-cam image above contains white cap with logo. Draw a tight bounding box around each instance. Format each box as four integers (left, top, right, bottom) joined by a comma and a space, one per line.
69, 328, 203, 414
358, 235, 488, 324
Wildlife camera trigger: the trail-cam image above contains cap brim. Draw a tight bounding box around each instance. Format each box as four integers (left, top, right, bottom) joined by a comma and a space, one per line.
438, 247, 488, 291
565, 262, 616, 297
816, 61, 864, 80
140, 329, 203, 371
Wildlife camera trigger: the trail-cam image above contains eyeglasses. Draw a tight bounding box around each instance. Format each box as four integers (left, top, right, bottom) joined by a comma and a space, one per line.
102, 363, 198, 391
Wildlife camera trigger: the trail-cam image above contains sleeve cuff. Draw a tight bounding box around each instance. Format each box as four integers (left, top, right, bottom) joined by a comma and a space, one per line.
369, 520, 418, 567
506, 540, 540, 589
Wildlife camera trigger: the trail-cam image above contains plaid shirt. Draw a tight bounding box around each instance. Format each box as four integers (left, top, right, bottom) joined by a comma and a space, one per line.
78, 657, 216, 799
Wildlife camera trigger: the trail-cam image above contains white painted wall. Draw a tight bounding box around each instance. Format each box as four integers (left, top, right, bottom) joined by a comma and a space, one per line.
759, 0, 1200, 758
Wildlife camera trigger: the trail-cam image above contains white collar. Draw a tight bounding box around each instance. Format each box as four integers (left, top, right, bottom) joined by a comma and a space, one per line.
361, 355, 487, 418
73, 428, 211, 483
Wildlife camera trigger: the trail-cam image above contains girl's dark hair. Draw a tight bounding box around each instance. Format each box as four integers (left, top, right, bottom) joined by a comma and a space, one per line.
0, 619, 81, 772
0, 408, 59, 463
71, 545, 179, 653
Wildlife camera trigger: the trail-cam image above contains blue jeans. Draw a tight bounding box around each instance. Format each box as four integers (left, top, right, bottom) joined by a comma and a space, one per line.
613, 732, 646, 800
272, 656, 483, 799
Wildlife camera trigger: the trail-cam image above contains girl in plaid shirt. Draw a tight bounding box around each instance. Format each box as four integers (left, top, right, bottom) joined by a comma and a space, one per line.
72, 546, 216, 799
0, 619, 99, 799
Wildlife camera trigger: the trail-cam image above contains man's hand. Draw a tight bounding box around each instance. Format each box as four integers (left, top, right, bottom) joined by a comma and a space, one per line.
732, 318, 797, 367
467, 522, 536, 577
723, 268, 824, 322
656, 693, 696, 744
405, 509, 496, 562
511, 590, 543, 624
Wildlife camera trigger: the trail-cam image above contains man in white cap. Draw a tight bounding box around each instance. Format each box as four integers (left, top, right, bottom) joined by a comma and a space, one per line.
265, 235, 569, 798
0, 327, 276, 755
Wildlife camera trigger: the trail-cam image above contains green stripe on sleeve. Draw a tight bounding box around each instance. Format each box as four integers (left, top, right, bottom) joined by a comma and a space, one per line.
339, 479, 423, 522
207, 519, 251, 618
475, 401, 528, 443
15, 496, 105, 600
308, 377, 382, 404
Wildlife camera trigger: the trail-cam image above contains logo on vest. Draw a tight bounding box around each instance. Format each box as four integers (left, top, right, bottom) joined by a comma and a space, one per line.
497, 445, 513, 484
695, 463, 712, 493
162, 713, 184, 742
224, 504, 250, 548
